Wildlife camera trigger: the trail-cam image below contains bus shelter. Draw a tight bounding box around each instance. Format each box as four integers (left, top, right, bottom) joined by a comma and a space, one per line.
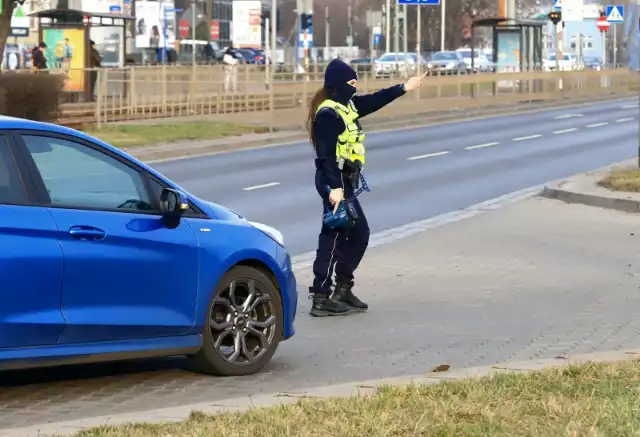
29, 9, 134, 101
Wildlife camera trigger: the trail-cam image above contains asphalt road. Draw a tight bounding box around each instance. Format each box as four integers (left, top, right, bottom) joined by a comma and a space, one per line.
155, 98, 640, 256
0, 98, 638, 432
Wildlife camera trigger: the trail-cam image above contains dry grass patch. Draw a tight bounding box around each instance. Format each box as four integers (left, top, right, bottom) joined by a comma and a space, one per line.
598, 168, 640, 193
75, 360, 640, 437
85, 122, 270, 148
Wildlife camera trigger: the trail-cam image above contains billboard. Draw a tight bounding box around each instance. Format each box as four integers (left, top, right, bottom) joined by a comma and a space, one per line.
134, 0, 176, 49
43, 28, 86, 92
232, 0, 262, 48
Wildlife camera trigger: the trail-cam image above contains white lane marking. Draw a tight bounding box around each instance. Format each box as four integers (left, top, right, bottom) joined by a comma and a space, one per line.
553, 128, 577, 134
465, 142, 499, 150
242, 182, 281, 191
586, 122, 608, 128
512, 134, 542, 141
616, 117, 634, 123
291, 184, 543, 270
407, 151, 450, 161
622, 104, 639, 109
554, 113, 583, 119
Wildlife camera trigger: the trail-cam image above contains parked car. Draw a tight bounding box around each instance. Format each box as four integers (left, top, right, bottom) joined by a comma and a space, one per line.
583, 55, 602, 70
374, 52, 427, 78
543, 53, 580, 71
350, 57, 373, 73
235, 48, 266, 65
426, 51, 467, 75
455, 48, 492, 73
0, 117, 297, 376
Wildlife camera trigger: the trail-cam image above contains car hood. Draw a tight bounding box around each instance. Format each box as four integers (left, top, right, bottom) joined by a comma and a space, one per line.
196, 198, 285, 246
429, 59, 456, 65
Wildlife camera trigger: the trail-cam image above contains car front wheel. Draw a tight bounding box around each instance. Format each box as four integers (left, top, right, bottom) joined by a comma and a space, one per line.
189, 265, 283, 376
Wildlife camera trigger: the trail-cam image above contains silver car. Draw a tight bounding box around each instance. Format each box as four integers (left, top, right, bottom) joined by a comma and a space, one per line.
374, 52, 428, 78
426, 51, 467, 75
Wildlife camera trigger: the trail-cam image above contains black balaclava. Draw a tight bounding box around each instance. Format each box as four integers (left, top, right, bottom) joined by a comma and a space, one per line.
324, 58, 358, 105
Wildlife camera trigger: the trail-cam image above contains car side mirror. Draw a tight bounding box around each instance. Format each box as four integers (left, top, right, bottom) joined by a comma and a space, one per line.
160, 188, 188, 229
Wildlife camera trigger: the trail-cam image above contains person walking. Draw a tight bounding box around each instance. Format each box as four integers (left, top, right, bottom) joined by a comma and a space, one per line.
306, 58, 427, 317
222, 46, 238, 92
89, 40, 102, 101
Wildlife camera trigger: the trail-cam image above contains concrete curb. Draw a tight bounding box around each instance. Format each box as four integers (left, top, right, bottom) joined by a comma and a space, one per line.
3, 349, 639, 437
540, 159, 640, 213
541, 186, 640, 213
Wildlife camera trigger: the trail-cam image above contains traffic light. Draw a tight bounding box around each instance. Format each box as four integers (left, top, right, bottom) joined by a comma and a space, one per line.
301, 13, 313, 30
548, 11, 562, 25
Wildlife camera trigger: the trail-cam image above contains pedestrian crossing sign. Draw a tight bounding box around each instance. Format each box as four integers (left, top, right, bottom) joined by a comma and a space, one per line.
605, 5, 624, 23
553, 0, 561, 11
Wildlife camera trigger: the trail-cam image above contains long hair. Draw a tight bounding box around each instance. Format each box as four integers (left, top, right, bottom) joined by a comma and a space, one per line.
306, 86, 328, 150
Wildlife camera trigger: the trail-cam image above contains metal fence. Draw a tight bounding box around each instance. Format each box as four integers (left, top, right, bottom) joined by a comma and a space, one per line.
47, 64, 638, 129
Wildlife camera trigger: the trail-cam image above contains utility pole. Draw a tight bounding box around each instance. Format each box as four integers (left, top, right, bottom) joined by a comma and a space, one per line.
394, 4, 399, 53
440, 0, 445, 51
325, 6, 330, 60
385, 0, 390, 53
271, 0, 277, 70
403, 4, 408, 55
191, 0, 196, 66
348, 1, 353, 46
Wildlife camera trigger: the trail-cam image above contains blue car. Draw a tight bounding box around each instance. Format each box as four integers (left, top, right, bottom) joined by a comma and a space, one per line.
0, 116, 297, 376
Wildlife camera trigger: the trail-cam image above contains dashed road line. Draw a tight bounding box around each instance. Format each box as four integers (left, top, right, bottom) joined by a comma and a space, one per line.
407, 151, 450, 161
513, 134, 542, 142
586, 122, 608, 128
616, 117, 634, 123
622, 104, 639, 109
465, 142, 499, 150
553, 128, 578, 134
242, 182, 281, 191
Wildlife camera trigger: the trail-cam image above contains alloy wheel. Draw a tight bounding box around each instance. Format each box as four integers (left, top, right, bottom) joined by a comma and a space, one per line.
209, 278, 276, 366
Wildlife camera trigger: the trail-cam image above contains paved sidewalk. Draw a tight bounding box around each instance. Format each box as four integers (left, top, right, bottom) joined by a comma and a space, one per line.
2, 196, 639, 434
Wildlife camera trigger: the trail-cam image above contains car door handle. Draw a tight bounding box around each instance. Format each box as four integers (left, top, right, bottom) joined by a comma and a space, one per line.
69, 226, 106, 241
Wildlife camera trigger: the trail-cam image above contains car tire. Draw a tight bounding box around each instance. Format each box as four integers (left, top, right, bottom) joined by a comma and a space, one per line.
189, 265, 283, 376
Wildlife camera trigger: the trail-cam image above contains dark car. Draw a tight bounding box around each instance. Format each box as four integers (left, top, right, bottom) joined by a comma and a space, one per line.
350, 57, 372, 73
583, 55, 603, 70
235, 48, 266, 65
426, 51, 467, 75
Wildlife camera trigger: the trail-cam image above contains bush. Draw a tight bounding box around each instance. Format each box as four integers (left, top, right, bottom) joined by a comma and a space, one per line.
0, 72, 65, 122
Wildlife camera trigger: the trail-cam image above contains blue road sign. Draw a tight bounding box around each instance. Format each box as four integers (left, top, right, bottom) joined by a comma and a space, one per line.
553, 0, 561, 11
605, 5, 624, 23
109, 5, 121, 12
373, 33, 381, 45
397, 0, 440, 5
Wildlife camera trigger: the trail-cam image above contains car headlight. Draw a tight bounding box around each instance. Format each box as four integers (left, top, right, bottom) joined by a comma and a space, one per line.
249, 221, 284, 247
427, 63, 433, 68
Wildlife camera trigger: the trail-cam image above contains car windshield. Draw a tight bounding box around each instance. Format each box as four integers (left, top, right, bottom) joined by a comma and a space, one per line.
432, 52, 457, 60
457, 49, 472, 58
378, 54, 404, 62
584, 56, 599, 63
547, 54, 572, 61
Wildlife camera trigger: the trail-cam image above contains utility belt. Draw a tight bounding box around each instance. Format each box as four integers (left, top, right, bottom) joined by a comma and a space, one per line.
338, 159, 364, 190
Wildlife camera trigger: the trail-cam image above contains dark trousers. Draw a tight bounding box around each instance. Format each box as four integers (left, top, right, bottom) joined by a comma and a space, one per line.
311, 172, 370, 294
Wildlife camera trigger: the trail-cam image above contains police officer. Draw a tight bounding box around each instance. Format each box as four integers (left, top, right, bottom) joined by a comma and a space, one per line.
306, 58, 427, 317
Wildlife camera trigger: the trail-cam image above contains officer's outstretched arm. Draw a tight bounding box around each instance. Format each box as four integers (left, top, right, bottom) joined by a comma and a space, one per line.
351, 84, 406, 118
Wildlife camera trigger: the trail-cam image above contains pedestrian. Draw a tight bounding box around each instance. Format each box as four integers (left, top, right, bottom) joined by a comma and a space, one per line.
31, 42, 47, 71
89, 40, 102, 101
306, 58, 427, 317
222, 46, 238, 92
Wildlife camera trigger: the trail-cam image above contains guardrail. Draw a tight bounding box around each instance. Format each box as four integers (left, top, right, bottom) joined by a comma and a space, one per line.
47, 65, 638, 128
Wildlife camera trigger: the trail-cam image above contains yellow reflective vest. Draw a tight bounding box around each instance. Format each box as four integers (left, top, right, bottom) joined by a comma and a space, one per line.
316, 99, 366, 167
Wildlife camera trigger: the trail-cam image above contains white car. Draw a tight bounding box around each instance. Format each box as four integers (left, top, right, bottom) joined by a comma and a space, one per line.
456, 48, 492, 72
543, 53, 582, 71
374, 52, 427, 78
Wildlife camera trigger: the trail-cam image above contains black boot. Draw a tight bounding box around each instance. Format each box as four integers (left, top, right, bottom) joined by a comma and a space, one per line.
309, 288, 350, 317
334, 282, 369, 312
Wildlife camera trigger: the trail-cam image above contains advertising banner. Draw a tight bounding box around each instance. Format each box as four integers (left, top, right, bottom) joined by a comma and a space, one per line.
43, 28, 86, 92
134, 0, 176, 49
232, 0, 262, 48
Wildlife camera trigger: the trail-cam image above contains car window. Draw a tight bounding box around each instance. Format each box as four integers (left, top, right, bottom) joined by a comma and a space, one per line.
22, 135, 154, 212
0, 137, 27, 204
432, 52, 456, 60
